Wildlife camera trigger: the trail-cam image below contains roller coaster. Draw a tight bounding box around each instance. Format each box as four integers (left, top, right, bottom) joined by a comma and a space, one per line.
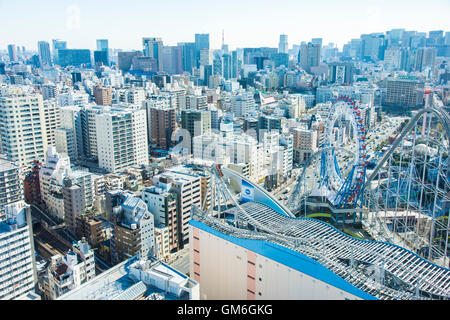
190, 96, 450, 299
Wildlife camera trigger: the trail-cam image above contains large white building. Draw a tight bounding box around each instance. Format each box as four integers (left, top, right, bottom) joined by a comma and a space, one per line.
57, 90, 89, 107
0, 87, 48, 170
0, 202, 37, 300
95, 108, 148, 173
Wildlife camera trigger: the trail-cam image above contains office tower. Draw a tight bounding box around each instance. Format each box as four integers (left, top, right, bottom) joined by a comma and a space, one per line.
213, 55, 222, 75
57, 49, 91, 67
272, 53, 289, 68
38, 41, 52, 67
0, 158, 23, 222
0, 89, 48, 169
7, 44, 17, 62
311, 38, 323, 46
52, 39, 67, 63
195, 34, 210, 67
148, 105, 176, 150
385, 78, 425, 109
43, 239, 95, 300
131, 56, 158, 73
63, 177, 86, 235
428, 30, 444, 45
222, 53, 232, 80
142, 37, 163, 72
181, 110, 212, 153
112, 195, 155, 264
162, 46, 183, 74
94, 50, 109, 67
71, 71, 82, 83
141, 186, 178, 252
361, 33, 384, 61
154, 166, 201, 248
231, 50, 239, 78
278, 34, 288, 54
445, 32, 450, 45
43, 99, 61, 148
94, 85, 112, 105
0, 202, 37, 300
96, 39, 108, 51
299, 43, 321, 73
415, 47, 437, 72
202, 65, 213, 86
328, 62, 354, 85
387, 28, 405, 46
117, 51, 142, 72
180, 42, 196, 73
95, 108, 148, 172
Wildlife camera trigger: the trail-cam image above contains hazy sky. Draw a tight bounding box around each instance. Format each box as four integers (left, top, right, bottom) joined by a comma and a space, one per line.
0, 0, 449, 51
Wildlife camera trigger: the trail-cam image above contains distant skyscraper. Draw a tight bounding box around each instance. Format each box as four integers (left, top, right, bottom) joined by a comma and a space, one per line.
57, 49, 91, 67
7, 44, 17, 62
95, 39, 109, 66
195, 33, 210, 67
278, 34, 288, 54
311, 38, 323, 46
38, 41, 52, 67
180, 42, 196, 74
299, 43, 321, 73
96, 39, 108, 51
52, 39, 67, 64
222, 53, 232, 80
142, 37, 163, 72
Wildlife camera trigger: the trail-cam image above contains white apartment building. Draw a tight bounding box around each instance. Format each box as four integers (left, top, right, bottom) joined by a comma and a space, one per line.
57, 90, 89, 107
95, 108, 148, 173
39, 147, 71, 220
0, 202, 37, 300
42, 239, 95, 300
0, 88, 48, 170
112, 88, 146, 107
43, 98, 61, 149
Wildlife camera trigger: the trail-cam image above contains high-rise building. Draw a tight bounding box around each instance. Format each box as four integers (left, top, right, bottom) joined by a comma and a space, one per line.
0, 158, 23, 222
181, 110, 212, 153
57, 49, 91, 67
94, 50, 109, 67
278, 34, 288, 54
222, 53, 232, 80
94, 85, 112, 105
23, 160, 42, 207
162, 46, 183, 74
95, 108, 148, 172
43, 99, 61, 148
38, 41, 52, 67
0, 88, 48, 170
195, 34, 210, 67
148, 105, 176, 150
52, 39, 67, 64
414, 47, 437, 72
385, 78, 425, 109
141, 185, 178, 252
0, 202, 37, 300
299, 43, 321, 73
7, 44, 17, 62
142, 37, 163, 72
328, 62, 354, 85
96, 39, 108, 52
63, 178, 86, 235
153, 166, 202, 248
180, 42, 196, 73
117, 51, 142, 72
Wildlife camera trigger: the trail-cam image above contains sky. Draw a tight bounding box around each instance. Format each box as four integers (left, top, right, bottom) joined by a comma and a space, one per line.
0, 0, 449, 51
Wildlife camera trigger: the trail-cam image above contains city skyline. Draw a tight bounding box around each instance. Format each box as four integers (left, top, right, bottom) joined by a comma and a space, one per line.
1, 0, 449, 51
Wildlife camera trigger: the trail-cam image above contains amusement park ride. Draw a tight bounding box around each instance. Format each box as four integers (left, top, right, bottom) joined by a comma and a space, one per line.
191, 96, 450, 299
